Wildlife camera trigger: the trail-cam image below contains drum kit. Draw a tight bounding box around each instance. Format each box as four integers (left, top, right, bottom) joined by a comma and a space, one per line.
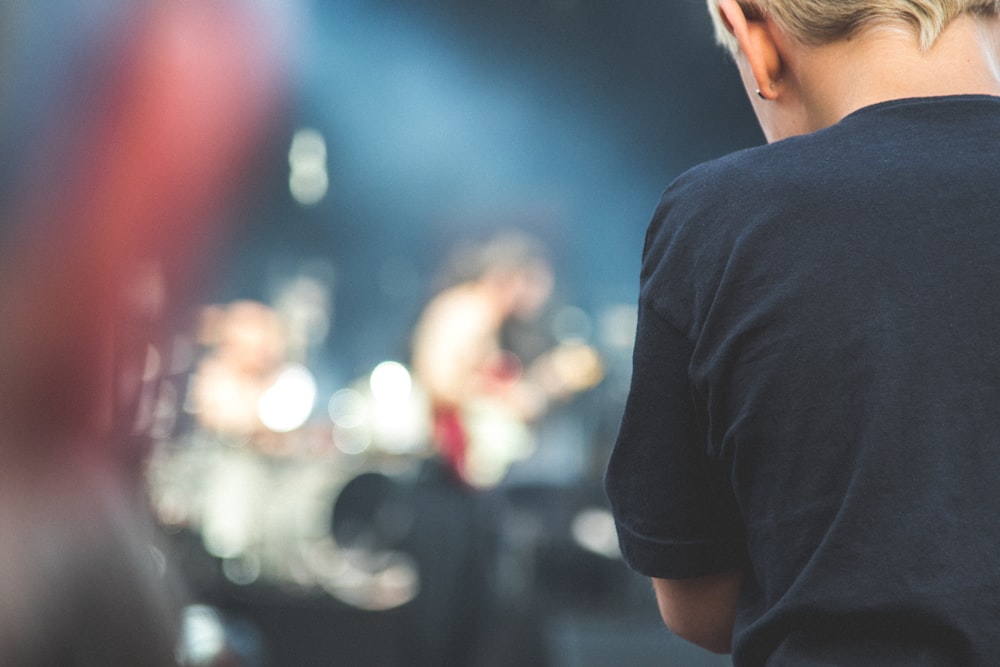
147, 302, 431, 612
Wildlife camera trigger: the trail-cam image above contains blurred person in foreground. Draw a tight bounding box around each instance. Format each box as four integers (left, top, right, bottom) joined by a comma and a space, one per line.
605, 0, 1000, 664
0, 1, 287, 664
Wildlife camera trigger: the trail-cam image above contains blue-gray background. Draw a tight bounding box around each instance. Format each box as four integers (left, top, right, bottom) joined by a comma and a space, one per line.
217, 0, 763, 387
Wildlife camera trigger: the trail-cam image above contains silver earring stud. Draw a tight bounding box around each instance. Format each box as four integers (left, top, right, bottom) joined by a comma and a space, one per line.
756, 88, 766, 100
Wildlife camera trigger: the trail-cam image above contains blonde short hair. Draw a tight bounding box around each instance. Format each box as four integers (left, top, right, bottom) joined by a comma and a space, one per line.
707, 0, 1000, 53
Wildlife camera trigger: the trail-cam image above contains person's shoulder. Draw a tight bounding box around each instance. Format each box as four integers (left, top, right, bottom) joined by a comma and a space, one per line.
648, 144, 776, 244
640, 137, 825, 285
639, 148, 766, 293
669, 144, 768, 194
670, 129, 830, 193
654, 120, 862, 233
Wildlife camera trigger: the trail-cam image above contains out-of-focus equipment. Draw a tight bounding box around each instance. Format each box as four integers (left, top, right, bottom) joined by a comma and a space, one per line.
150, 301, 427, 611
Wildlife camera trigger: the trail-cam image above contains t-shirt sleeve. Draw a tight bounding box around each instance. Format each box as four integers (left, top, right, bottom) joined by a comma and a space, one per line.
605, 296, 747, 579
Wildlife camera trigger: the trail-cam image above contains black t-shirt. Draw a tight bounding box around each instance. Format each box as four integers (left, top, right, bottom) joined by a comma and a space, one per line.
606, 96, 1000, 665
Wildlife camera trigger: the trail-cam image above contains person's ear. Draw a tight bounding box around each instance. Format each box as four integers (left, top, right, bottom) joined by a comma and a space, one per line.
716, 0, 783, 100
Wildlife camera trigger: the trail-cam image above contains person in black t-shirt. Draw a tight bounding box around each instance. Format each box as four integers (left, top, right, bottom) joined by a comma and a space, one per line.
605, 1, 1000, 664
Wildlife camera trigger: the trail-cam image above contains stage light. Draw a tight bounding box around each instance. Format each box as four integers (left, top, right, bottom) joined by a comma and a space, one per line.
329, 387, 373, 455
570, 507, 621, 560
177, 605, 228, 665
257, 363, 317, 432
328, 387, 367, 429
288, 127, 328, 205
369, 361, 429, 454
368, 361, 411, 403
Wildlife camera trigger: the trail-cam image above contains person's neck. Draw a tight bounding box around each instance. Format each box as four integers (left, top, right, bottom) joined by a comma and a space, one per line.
797, 14, 1000, 131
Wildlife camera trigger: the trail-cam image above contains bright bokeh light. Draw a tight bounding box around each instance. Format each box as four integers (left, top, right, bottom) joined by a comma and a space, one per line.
328, 388, 367, 429
369, 361, 411, 403
178, 605, 228, 666
333, 427, 372, 456
570, 507, 621, 560
288, 127, 328, 205
328, 388, 372, 455
366, 361, 429, 454
257, 363, 317, 432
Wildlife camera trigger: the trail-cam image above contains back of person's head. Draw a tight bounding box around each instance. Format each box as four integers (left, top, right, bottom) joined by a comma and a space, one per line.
707, 0, 1000, 53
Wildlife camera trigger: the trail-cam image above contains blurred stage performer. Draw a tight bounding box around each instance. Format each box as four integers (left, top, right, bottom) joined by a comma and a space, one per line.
411, 230, 603, 489
0, 1, 288, 665
402, 230, 602, 667
188, 300, 290, 443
